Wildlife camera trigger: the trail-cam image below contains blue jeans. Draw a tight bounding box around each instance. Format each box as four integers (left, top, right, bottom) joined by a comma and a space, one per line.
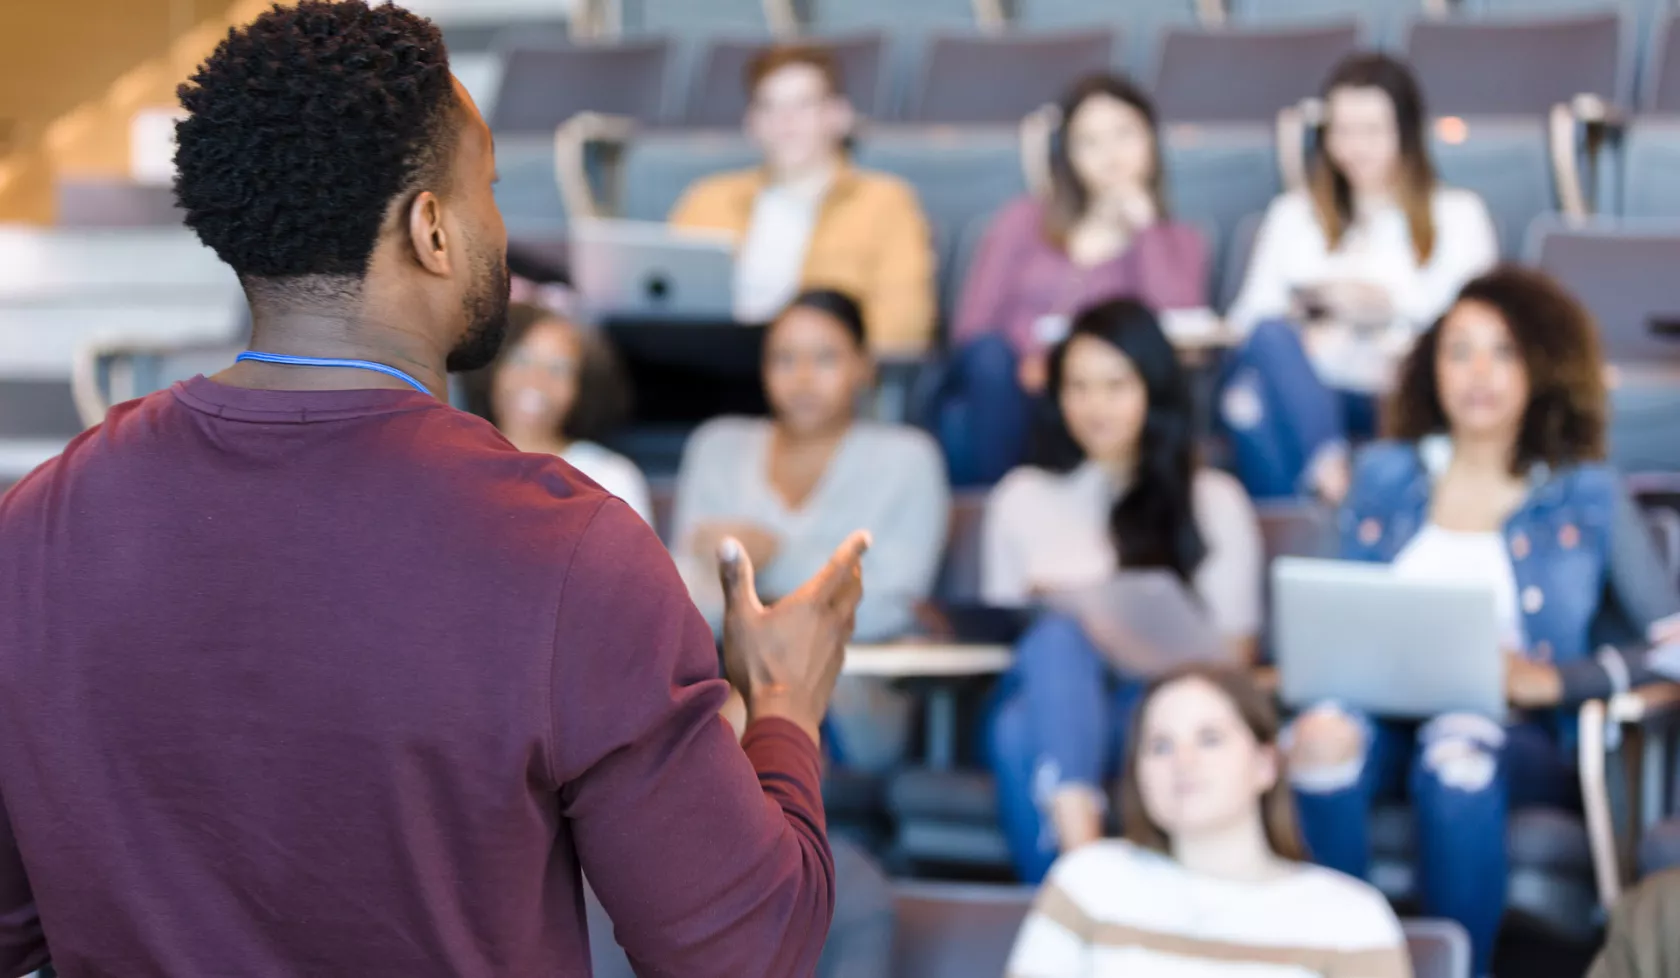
985, 613, 1146, 883
934, 335, 1033, 487
1292, 710, 1578, 976
1221, 319, 1377, 499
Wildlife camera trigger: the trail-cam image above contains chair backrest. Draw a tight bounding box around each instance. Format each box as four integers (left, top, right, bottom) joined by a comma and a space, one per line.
1533, 225, 1680, 365
891, 882, 1034, 978
1429, 115, 1553, 258
1644, 13, 1680, 111
54, 180, 183, 228
1013, 0, 1200, 78
1153, 23, 1360, 124
1402, 918, 1473, 978
1405, 12, 1624, 116
627, 0, 771, 34
1232, 0, 1402, 41
685, 32, 889, 127
1220, 210, 1267, 312
619, 130, 761, 221
1161, 122, 1280, 274
906, 29, 1118, 125
493, 134, 571, 237
810, 0, 981, 32
853, 124, 1028, 252
1621, 116, 1680, 219
490, 39, 673, 132
935, 490, 988, 604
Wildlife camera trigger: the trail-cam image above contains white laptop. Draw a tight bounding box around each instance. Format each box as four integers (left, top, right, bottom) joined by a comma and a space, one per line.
1271, 557, 1505, 719
569, 218, 736, 323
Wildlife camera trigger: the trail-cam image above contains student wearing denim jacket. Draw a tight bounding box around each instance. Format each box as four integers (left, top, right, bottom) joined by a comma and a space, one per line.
1284, 267, 1680, 977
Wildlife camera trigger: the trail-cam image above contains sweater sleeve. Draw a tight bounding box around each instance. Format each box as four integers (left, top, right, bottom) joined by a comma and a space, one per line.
669, 421, 742, 634
1226, 195, 1305, 335
862, 179, 937, 355
1558, 481, 1680, 704
848, 431, 951, 642
1005, 866, 1094, 978
953, 199, 1035, 353
550, 500, 834, 978
980, 472, 1033, 608
1391, 190, 1499, 330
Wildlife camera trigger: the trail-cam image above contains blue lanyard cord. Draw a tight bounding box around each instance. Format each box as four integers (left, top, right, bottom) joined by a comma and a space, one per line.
234, 351, 433, 397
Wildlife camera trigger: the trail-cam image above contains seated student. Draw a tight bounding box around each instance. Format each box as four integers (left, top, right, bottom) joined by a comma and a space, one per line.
940, 74, 1209, 486
984, 299, 1263, 883
468, 302, 653, 525
672, 289, 950, 773
1590, 867, 1680, 978
1285, 267, 1680, 977
669, 44, 936, 355
1006, 664, 1410, 978
1221, 52, 1498, 501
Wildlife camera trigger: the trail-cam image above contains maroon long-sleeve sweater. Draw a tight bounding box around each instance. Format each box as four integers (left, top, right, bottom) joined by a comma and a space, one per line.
0, 376, 833, 978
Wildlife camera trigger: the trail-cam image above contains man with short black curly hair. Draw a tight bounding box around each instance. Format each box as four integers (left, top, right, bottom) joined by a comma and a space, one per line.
0, 3, 864, 975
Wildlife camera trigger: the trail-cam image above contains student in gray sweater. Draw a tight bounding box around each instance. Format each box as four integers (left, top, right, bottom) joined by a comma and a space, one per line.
672, 289, 952, 773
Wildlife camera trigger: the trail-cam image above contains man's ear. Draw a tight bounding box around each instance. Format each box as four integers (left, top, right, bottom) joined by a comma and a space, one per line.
406, 190, 453, 277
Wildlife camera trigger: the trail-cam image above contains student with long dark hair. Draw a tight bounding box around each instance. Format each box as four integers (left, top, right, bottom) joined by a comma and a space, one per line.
1221, 52, 1498, 501
1006, 665, 1409, 977
936, 74, 1209, 486
1286, 267, 1680, 975
983, 299, 1262, 882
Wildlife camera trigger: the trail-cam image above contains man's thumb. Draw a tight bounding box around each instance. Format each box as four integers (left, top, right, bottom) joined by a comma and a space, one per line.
718, 536, 761, 613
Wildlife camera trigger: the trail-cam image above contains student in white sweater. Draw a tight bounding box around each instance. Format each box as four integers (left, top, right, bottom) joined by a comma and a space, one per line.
1220, 52, 1497, 502
1007, 665, 1409, 978
471, 302, 653, 524
672, 289, 951, 773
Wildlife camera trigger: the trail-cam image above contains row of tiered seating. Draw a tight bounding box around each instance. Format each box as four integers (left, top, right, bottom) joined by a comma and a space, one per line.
480, 13, 1656, 131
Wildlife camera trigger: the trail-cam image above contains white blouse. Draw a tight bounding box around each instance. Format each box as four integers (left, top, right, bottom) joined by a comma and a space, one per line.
1227, 187, 1499, 391
981, 464, 1264, 640
560, 440, 653, 527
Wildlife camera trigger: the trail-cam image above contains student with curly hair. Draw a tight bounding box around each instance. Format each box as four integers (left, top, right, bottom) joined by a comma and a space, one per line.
0, 3, 864, 976
1283, 267, 1680, 975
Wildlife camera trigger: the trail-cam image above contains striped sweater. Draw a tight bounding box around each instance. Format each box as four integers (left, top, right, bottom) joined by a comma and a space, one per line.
1006, 841, 1410, 978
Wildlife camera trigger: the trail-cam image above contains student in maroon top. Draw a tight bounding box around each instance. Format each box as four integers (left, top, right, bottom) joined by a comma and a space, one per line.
933, 74, 1209, 486
0, 4, 866, 977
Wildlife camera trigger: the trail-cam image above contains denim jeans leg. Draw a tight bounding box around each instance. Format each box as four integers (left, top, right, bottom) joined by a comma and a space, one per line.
1221, 319, 1348, 499
937, 335, 1030, 487
1289, 708, 1402, 881
1409, 713, 1517, 977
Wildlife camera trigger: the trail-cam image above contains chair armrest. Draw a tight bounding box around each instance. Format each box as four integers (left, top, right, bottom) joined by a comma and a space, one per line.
553, 111, 636, 221
1608, 683, 1680, 726
1578, 683, 1680, 911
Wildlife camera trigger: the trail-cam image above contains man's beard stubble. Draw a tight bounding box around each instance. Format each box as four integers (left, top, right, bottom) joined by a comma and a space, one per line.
446, 243, 511, 374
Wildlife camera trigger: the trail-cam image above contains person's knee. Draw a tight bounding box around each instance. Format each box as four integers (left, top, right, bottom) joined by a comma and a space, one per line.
1285, 704, 1367, 793
1415, 712, 1505, 794
1016, 612, 1096, 664
957, 334, 1018, 380
1242, 318, 1302, 358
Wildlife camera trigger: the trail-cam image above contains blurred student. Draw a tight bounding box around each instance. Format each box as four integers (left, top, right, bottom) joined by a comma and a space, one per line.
1006, 665, 1409, 978
672, 289, 950, 773
669, 45, 935, 354
939, 75, 1209, 485
1285, 267, 1680, 976
984, 300, 1262, 882
1222, 52, 1498, 501
469, 303, 652, 524
1590, 867, 1680, 978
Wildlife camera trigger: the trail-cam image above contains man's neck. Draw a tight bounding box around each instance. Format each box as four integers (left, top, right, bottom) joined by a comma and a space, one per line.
237, 310, 449, 398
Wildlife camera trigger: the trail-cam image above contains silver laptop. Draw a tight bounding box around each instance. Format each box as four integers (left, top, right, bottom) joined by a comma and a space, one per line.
1272, 557, 1505, 719
569, 218, 736, 322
